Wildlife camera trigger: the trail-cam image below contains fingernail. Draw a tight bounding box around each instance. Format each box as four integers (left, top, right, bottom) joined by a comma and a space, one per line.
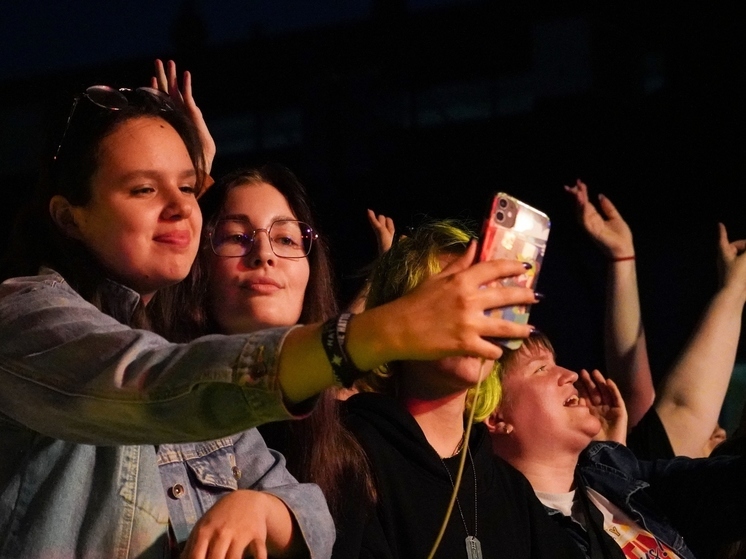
523, 262, 533, 270
529, 327, 542, 336
533, 291, 545, 301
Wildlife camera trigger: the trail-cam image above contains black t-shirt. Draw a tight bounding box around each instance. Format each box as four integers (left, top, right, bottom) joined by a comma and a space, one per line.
626, 407, 675, 461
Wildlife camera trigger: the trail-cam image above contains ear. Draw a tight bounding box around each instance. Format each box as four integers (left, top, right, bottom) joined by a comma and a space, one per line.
484, 407, 514, 435
49, 195, 83, 240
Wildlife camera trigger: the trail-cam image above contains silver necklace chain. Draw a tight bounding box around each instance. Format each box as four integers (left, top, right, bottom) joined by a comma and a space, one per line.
439, 446, 477, 539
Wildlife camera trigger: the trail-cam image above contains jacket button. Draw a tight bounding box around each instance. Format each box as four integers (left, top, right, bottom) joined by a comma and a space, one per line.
232, 466, 242, 480
170, 484, 185, 499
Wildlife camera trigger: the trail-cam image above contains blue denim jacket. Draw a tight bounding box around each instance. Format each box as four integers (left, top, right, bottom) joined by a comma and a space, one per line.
0, 269, 334, 559
158, 431, 333, 558
547, 441, 746, 559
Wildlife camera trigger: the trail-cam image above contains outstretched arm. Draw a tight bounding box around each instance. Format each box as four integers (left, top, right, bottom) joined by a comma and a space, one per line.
656, 223, 746, 457
280, 243, 539, 403
565, 180, 655, 426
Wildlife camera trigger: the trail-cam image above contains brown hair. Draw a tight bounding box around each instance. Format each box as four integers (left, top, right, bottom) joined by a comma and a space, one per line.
190, 162, 375, 517
1, 88, 206, 335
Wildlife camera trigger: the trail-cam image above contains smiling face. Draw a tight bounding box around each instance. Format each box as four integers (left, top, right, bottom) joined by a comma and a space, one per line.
69, 116, 201, 302
495, 343, 602, 458
207, 182, 311, 334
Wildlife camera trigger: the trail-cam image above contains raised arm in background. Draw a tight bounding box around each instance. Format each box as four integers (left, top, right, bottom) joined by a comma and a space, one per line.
346, 209, 396, 314
656, 222, 746, 457
565, 179, 655, 426
567, 180, 746, 457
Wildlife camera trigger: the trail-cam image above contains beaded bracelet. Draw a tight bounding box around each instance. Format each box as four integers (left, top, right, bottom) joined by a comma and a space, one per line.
611, 255, 635, 262
321, 312, 362, 388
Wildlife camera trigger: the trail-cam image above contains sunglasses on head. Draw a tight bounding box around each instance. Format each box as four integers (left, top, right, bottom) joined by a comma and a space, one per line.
53, 85, 176, 162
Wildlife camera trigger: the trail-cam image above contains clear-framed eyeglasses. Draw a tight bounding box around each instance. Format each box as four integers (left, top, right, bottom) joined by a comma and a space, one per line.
209, 219, 317, 259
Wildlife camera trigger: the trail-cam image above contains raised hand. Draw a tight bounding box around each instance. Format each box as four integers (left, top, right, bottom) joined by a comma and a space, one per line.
716, 222, 746, 296
347, 241, 539, 366
576, 368, 628, 444
367, 209, 395, 255
564, 179, 634, 259
152, 59, 216, 176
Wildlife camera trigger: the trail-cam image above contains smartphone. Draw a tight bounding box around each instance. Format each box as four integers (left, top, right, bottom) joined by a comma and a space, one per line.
477, 192, 551, 349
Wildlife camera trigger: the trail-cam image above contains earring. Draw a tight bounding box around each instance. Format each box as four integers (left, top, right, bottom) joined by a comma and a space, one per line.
502, 424, 514, 435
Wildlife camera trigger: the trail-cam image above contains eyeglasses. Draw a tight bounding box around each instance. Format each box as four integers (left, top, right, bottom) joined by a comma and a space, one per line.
53, 85, 176, 162
209, 219, 317, 259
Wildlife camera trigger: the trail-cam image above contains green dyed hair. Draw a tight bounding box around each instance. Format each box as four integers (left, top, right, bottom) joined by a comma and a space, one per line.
358, 218, 501, 422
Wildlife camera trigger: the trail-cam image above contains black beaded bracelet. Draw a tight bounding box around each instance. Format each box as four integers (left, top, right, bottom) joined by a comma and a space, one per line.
321, 312, 362, 388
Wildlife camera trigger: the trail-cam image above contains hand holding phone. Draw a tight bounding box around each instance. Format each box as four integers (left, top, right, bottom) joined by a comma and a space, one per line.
477, 192, 551, 349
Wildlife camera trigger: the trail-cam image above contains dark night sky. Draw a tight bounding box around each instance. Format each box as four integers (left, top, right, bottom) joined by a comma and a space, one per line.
0, 0, 464, 80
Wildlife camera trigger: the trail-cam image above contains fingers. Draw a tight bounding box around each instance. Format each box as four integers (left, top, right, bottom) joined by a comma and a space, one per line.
181, 531, 204, 559
207, 535, 232, 559
716, 223, 746, 260
167, 60, 185, 104
563, 178, 588, 205
367, 209, 396, 254
154, 58, 168, 92
580, 368, 603, 406
366, 209, 394, 232
602, 376, 624, 408
590, 369, 609, 403
718, 222, 731, 254
596, 193, 622, 221
366, 208, 386, 230
465, 250, 539, 288
438, 240, 478, 276
183, 70, 193, 98
575, 369, 591, 399
246, 540, 268, 559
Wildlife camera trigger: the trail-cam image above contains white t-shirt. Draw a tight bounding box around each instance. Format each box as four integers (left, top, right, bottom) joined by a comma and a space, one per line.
536, 488, 681, 559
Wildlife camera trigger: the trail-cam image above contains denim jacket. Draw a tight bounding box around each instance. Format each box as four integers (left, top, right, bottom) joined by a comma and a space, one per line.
0, 269, 333, 559
547, 441, 746, 559
159, 431, 333, 558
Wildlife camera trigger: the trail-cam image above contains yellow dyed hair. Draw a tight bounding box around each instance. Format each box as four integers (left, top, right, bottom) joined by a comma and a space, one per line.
357, 218, 501, 423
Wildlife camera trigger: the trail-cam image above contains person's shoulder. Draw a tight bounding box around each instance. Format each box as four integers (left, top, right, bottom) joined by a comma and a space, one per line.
2, 266, 65, 286
579, 441, 648, 481
0, 267, 73, 299
582, 441, 639, 465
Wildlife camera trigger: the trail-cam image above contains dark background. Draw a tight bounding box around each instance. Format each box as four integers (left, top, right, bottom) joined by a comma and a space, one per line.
1, 2, 744, 397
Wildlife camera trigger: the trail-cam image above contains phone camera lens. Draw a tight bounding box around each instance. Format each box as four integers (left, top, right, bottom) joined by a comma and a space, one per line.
498, 198, 508, 209
496, 211, 505, 222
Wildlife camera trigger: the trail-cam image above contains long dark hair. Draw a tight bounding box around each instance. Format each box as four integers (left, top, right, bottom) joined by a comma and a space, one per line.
193, 162, 375, 517
0, 87, 206, 335
198, 163, 337, 326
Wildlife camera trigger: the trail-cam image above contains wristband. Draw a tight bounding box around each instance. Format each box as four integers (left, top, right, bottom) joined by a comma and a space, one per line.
321, 313, 363, 388
611, 255, 635, 262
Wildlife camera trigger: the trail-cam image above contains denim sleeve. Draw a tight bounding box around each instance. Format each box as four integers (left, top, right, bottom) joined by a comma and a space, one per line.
232, 430, 335, 559
0, 273, 304, 445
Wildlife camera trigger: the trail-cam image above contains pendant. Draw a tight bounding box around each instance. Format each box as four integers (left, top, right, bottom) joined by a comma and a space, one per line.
465, 535, 482, 559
